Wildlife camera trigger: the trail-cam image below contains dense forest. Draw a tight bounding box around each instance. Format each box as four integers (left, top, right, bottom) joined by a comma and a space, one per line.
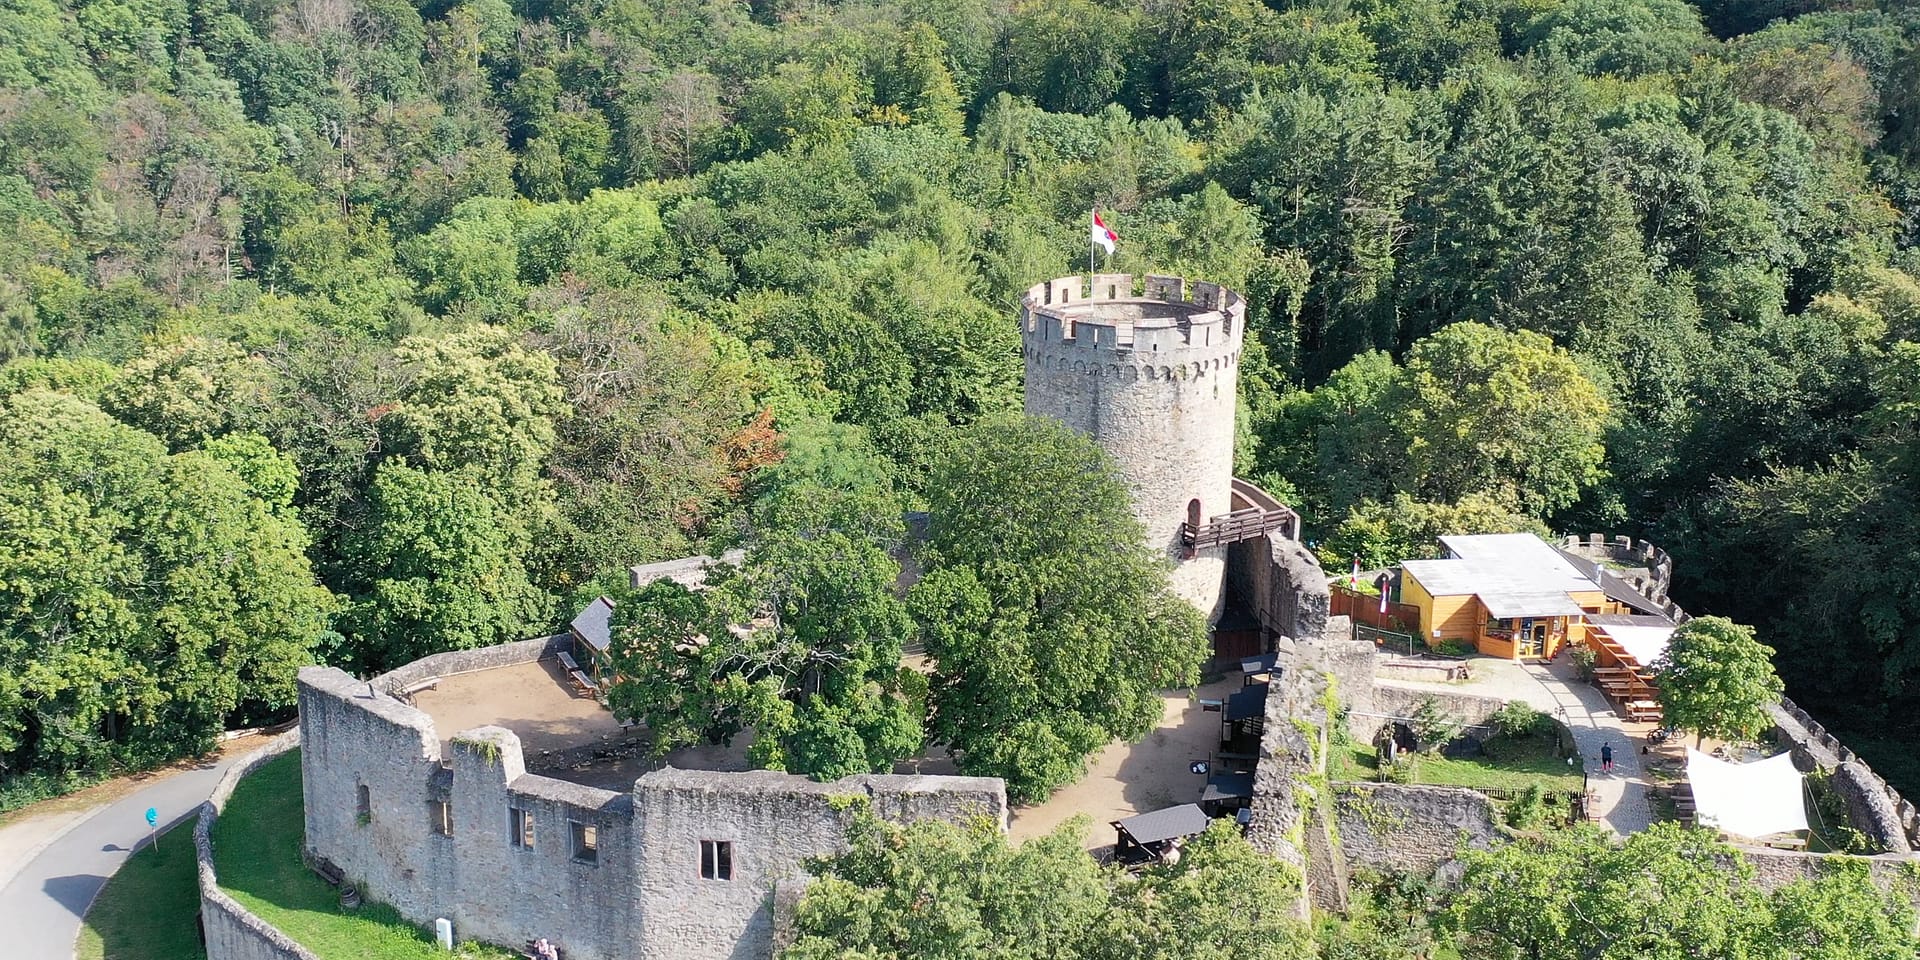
3, 0, 1920, 803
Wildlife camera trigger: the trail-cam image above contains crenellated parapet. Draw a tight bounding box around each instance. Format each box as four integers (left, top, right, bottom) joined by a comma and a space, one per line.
1020, 274, 1245, 375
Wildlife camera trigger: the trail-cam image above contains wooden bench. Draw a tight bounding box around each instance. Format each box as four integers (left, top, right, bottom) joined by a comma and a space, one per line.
310, 856, 345, 887
1625, 700, 1664, 722
1765, 836, 1808, 851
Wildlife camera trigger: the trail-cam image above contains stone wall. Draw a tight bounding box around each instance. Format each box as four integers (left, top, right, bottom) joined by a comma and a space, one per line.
1244, 655, 1341, 915
1730, 846, 1920, 911
1020, 273, 1243, 618
1772, 698, 1919, 852
198, 732, 318, 960
632, 769, 1007, 960
1332, 783, 1498, 877
375, 634, 568, 694
1558, 533, 1674, 604
298, 648, 1007, 960
1350, 684, 1510, 744
1233, 535, 1330, 647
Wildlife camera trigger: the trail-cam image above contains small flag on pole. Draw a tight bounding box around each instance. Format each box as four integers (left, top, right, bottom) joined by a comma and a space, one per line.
1349, 556, 1360, 590
1090, 211, 1117, 256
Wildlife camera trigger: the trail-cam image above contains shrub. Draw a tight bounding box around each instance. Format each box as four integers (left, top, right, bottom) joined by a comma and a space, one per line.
1382, 754, 1420, 784
1407, 697, 1464, 752
1504, 784, 1546, 829
1570, 644, 1597, 682
1490, 701, 1546, 738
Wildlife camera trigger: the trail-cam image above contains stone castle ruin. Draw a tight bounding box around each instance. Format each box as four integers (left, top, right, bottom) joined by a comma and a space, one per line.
1019, 274, 1320, 651
285, 639, 1004, 960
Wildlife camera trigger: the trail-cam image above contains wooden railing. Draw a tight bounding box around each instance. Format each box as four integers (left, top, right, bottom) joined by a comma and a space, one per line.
1181, 506, 1297, 549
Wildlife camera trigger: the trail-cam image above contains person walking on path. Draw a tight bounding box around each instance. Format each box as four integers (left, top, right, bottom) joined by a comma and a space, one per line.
1600, 741, 1614, 774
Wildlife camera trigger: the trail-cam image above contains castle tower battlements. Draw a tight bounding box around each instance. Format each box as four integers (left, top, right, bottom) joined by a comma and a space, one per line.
1019, 274, 1245, 619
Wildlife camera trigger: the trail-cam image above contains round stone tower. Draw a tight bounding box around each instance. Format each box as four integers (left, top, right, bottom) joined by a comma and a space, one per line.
1019, 273, 1244, 620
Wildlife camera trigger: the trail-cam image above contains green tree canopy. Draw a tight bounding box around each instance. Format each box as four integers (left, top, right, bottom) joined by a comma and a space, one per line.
784, 812, 1311, 960
1651, 616, 1785, 746
909, 416, 1208, 803
0, 391, 334, 784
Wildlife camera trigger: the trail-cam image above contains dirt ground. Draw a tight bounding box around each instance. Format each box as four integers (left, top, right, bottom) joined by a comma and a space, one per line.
409, 658, 768, 790
410, 659, 630, 755
1007, 675, 1243, 848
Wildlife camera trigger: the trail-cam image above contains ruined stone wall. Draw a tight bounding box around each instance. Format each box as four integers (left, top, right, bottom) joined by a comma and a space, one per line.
1332, 783, 1498, 877
1350, 684, 1510, 744
1020, 274, 1243, 618
199, 732, 318, 960
1245, 656, 1342, 915
1238, 536, 1329, 646
374, 634, 567, 693
298, 666, 452, 925
1728, 847, 1920, 912
444, 728, 636, 958
632, 769, 1006, 960
1772, 698, 1919, 852
296, 648, 1007, 960
1558, 533, 1675, 605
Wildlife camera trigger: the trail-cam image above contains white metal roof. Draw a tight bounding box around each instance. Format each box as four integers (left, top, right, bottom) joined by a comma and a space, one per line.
1402, 534, 1600, 620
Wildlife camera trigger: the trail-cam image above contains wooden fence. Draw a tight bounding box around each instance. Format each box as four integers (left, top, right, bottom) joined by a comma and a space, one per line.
1330, 583, 1423, 635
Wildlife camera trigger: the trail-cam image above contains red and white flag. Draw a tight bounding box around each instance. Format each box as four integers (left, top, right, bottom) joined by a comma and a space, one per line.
1091, 211, 1117, 256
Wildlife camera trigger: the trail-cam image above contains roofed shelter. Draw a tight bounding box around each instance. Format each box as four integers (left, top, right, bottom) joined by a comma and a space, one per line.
1400, 534, 1643, 660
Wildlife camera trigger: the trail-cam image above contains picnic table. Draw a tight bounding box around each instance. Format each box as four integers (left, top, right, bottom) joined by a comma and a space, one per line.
555, 652, 597, 696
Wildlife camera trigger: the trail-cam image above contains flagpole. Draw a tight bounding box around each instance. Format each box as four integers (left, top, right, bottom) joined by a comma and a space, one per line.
1089, 204, 1096, 281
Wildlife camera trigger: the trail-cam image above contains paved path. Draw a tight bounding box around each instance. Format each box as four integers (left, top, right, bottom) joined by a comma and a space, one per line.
1377, 656, 1652, 835
0, 754, 243, 960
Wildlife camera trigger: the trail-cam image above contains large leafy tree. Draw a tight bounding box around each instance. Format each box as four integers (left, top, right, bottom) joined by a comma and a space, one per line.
1392, 322, 1609, 515
909, 416, 1208, 803
0, 391, 334, 784
1443, 823, 1916, 960
784, 813, 1311, 960
338, 463, 552, 670
606, 428, 925, 780
1443, 824, 1763, 960
1651, 616, 1785, 746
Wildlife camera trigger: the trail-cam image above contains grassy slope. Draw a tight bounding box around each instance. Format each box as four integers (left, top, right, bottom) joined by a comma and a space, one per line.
211, 751, 514, 960
75, 819, 206, 960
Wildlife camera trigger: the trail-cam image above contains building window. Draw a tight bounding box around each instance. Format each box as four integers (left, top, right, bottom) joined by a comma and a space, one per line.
356, 784, 371, 824
510, 808, 534, 850
571, 821, 598, 864
699, 840, 733, 880
430, 800, 451, 837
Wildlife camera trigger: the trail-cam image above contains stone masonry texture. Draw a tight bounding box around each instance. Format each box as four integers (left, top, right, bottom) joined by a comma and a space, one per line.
1020, 274, 1243, 619
288, 644, 1007, 960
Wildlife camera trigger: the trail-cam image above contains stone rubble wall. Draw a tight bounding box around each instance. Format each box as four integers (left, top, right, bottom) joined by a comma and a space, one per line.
632, 768, 1006, 960
1558, 533, 1675, 605
1353, 684, 1510, 744
1772, 698, 1918, 853
198, 732, 317, 960
1245, 644, 1342, 915
1728, 846, 1920, 913
1332, 783, 1497, 878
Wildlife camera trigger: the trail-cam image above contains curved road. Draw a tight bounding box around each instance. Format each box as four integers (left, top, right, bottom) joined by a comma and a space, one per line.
0, 753, 245, 960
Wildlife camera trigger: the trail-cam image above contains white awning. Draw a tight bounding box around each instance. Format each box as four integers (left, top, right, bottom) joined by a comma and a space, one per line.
1593, 623, 1675, 668
1686, 749, 1808, 839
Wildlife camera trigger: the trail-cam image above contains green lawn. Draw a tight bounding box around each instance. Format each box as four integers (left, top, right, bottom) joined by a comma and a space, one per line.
212, 751, 516, 960
1329, 732, 1585, 794
76, 819, 206, 960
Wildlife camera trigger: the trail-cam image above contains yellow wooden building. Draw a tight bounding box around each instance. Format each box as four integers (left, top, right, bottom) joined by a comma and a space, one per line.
1400, 534, 1653, 660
